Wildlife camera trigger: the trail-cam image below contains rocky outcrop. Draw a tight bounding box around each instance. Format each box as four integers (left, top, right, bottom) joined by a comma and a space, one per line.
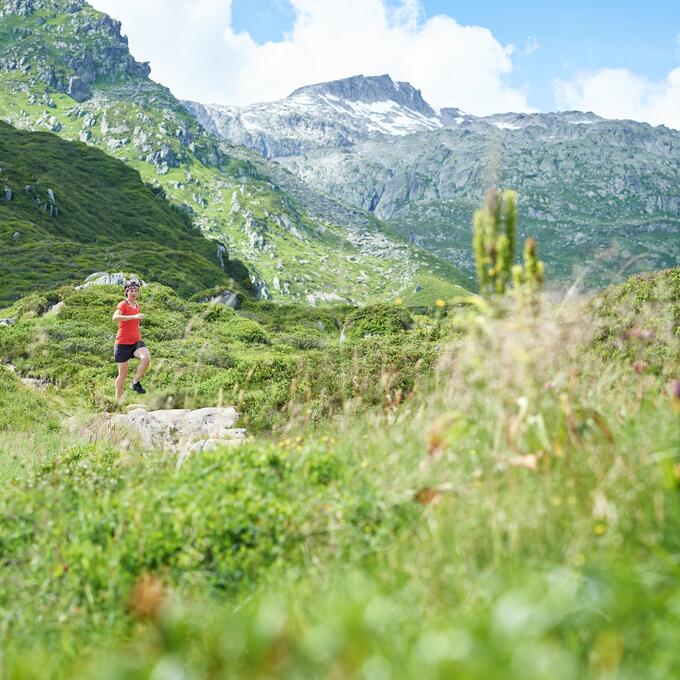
68, 75, 92, 102
102, 406, 247, 460
1, 1, 149, 102
290, 73, 437, 118
146, 146, 177, 175
76, 272, 146, 289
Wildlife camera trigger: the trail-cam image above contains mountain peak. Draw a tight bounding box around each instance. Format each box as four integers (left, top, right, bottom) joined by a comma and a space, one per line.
288, 74, 436, 118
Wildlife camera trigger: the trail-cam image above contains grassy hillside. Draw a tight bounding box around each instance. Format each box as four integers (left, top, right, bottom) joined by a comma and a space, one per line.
0, 281, 440, 429
0, 267, 677, 678
0, 120, 252, 304
0, 0, 471, 304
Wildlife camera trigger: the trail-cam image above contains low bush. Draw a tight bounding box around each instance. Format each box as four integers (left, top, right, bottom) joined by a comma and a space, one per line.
343, 304, 413, 341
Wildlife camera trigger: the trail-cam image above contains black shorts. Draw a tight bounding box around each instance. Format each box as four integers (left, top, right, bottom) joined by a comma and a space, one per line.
114, 340, 146, 363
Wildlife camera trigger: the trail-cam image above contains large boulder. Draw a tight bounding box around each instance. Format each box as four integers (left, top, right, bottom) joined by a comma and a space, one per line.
106, 406, 246, 453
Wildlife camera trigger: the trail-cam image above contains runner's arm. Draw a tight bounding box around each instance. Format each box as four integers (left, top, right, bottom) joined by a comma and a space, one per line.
112, 312, 143, 322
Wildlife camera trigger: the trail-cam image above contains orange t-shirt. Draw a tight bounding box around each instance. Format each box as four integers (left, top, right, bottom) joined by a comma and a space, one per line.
115, 300, 142, 345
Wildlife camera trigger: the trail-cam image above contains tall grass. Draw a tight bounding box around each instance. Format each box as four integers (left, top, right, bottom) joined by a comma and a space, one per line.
1, 270, 678, 679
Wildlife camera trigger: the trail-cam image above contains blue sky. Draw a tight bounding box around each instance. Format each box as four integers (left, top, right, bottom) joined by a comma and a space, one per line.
232, 0, 680, 111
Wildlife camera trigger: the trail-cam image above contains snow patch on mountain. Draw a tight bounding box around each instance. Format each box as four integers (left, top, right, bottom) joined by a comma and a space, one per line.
184, 74, 442, 159
490, 121, 521, 130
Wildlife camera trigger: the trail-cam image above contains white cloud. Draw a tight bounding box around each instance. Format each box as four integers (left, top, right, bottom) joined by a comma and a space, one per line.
523, 36, 540, 56
88, 0, 530, 114
554, 67, 680, 129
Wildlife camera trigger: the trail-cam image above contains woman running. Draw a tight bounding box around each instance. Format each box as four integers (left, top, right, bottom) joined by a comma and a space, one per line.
112, 280, 151, 399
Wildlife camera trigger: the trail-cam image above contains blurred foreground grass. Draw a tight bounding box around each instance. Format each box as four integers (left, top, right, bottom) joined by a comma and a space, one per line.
0, 268, 678, 679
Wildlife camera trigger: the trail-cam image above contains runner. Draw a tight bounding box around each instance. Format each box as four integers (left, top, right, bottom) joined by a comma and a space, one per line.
112, 280, 151, 400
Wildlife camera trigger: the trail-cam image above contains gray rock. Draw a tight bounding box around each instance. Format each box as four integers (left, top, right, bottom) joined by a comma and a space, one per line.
250, 275, 272, 300
68, 75, 91, 102
76, 272, 146, 289
3, 185, 12, 201
36, 113, 61, 132
0, 318, 16, 325
107, 406, 243, 452
45, 300, 64, 316
189, 435, 246, 453
197, 290, 241, 309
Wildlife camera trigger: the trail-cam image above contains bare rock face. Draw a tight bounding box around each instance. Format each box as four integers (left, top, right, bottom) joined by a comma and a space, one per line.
106, 406, 246, 454
68, 75, 92, 102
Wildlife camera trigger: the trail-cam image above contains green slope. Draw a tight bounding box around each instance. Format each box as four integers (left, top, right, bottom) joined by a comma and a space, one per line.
0, 120, 251, 304
0, 0, 470, 303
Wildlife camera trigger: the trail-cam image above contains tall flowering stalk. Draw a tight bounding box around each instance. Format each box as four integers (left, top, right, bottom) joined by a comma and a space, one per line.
473, 188, 544, 297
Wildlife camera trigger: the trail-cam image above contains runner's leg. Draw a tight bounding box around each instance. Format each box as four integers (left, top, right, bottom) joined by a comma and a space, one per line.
133, 346, 151, 384
115, 361, 129, 399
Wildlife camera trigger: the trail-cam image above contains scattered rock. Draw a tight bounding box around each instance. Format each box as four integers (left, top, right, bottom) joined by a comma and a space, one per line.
0, 318, 16, 326
3, 185, 12, 201
36, 112, 61, 132
107, 137, 128, 151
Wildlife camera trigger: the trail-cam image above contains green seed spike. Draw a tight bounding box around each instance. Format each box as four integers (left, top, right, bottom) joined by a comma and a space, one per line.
471, 189, 544, 298
522, 237, 544, 289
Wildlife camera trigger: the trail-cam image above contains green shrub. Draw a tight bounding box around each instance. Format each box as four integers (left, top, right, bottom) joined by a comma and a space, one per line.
279, 331, 325, 351
343, 304, 413, 341
591, 267, 680, 378
0, 436, 404, 653
218, 314, 270, 345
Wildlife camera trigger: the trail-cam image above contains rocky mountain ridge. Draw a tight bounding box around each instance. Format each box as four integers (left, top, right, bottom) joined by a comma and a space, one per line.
193, 74, 680, 286
184, 74, 442, 159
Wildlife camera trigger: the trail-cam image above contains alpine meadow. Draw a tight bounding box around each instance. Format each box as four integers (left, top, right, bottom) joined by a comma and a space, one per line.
0, 1, 679, 679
